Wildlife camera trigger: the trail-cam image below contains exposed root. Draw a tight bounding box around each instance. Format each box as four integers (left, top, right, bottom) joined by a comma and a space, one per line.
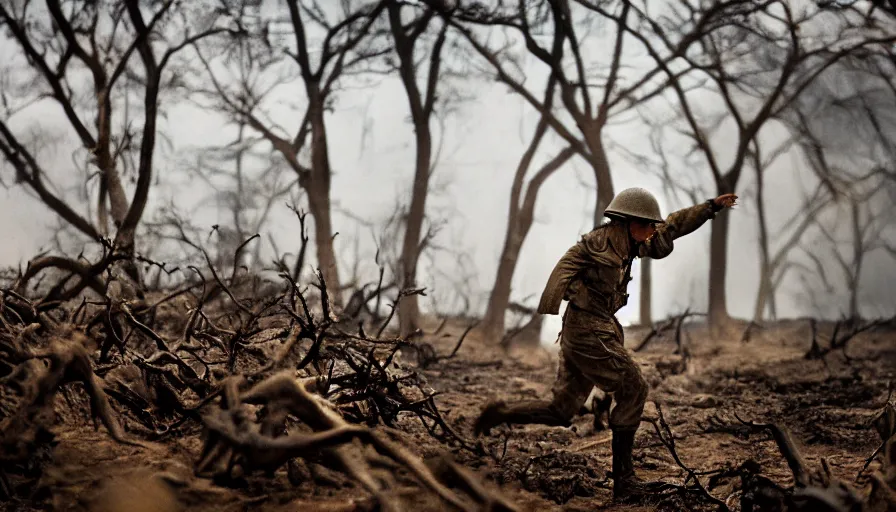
426, 455, 520, 512
1, 334, 144, 451
195, 371, 503, 511
804, 316, 888, 361
733, 413, 894, 511
857, 400, 896, 481
642, 404, 730, 510
0, 332, 146, 498
634, 309, 703, 353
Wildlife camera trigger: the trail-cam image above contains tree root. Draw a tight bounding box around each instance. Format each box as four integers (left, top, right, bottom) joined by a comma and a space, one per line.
0, 231, 504, 508
804, 316, 887, 361
426, 455, 520, 512
195, 371, 507, 511
0, 333, 146, 499
1, 334, 144, 452
734, 413, 894, 511
642, 404, 730, 510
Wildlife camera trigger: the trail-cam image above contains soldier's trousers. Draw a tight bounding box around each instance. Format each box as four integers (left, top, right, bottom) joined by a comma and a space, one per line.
549, 307, 648, 431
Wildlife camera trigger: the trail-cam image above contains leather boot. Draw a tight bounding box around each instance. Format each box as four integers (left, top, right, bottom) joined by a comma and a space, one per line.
473, 400, 570, 435
611, 428, 652, 502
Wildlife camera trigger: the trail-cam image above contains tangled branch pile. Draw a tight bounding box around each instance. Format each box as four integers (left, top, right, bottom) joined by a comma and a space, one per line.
725, 410, 896, 512
0, 241, 510, 511
676, 407, 896, 512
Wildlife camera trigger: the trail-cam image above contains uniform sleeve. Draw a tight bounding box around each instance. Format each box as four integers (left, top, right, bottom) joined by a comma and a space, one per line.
637, 201, 716, 260
537, 243, 585, 315
537, 227, 626, 315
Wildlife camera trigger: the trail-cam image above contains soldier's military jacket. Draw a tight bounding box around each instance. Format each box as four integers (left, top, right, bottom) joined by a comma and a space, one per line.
537, 202, 717, 318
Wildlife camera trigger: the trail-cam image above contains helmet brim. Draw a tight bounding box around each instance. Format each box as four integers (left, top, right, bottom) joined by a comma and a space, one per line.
604, 210, 665, 224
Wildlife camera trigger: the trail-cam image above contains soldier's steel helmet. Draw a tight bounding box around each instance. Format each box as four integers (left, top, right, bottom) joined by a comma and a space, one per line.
603, 187, 664, 223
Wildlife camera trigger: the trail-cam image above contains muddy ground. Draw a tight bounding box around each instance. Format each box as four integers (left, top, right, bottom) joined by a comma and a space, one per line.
3, 315, 894, 512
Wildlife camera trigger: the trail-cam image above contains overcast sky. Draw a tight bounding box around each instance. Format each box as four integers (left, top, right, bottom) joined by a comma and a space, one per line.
1, 2, 895, 343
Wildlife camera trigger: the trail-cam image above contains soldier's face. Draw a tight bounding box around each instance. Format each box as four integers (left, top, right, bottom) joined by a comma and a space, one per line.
629, 220, 656, 242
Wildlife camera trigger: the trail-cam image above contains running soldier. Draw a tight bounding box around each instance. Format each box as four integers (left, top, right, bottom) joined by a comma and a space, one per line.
473, 187, 738, 501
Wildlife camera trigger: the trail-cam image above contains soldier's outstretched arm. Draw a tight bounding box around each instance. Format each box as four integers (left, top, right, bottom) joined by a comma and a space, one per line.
638, 194, 737, 260
662, 200, 719, 239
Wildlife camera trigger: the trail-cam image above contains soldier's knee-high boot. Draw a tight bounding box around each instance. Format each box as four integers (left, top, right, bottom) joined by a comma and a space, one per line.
611, 428, 649, 501
473, 400, 571, 435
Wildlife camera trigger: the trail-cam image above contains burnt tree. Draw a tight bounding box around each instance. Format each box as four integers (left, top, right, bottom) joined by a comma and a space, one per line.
783, 51, 896, 319
386, 1, 450, 338
192, 0, 390, 308
0, 1, 237, 299
442, 0, 736, 339
611, 0, 896, 325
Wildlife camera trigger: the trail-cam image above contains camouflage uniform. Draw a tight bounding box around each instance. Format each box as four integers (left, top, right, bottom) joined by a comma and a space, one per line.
474, 197, 721, 500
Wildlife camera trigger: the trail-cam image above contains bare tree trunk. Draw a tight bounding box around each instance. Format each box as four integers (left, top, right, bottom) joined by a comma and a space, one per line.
849, 199, 862, 320
752, 164, 772, 324
708, 207, 732, 326
102, 157, 130, 232
502, 305, 545, 349
398, 123, 432, 337
481, 231, 525, 342
752, 269, 771, 322
480, 148, 573, 341
95, 91, 129, 234
450, 1, 633, 340
388, 8, 447, 338
307, 90, 342, 307
193, 0, 385, 303
479, 91, 573, 341
639, 258, 652, 325
307, 180, 340, 303
582, 124, 615, 228
479, 124, 537, 343
768, 287, 778, 320
114, 7, 166, 291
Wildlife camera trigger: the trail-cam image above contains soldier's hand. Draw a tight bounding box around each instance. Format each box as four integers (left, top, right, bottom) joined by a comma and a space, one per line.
713, 193, 738, 209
